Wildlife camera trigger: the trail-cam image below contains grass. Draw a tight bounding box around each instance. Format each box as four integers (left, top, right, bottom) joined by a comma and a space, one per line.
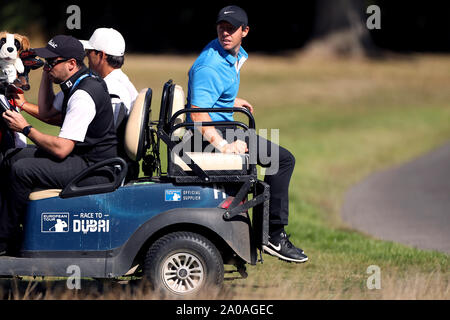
8, 53, 450, 299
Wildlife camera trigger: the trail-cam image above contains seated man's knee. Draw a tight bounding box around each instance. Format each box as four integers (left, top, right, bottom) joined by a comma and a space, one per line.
10, 159, 32, 182
280, 147, 295, 168
288, 151, 296, 167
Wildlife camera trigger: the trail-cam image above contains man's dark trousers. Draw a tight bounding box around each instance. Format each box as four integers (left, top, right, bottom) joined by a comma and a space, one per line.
195, 128, 296, 228
255, 134, 295, 228
0, 147, 90, 241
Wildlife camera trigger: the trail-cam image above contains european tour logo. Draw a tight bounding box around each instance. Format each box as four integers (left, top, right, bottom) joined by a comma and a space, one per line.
41, 213, 69, 233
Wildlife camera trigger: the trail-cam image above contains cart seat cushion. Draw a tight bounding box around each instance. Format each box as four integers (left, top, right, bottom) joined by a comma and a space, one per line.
29, 189, 62, 200
124, 88, 150, 161
172, 152, 249, 171
171, 84, 186, 138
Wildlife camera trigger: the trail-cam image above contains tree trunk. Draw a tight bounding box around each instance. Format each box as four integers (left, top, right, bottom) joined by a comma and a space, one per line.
304, 0, 379, 58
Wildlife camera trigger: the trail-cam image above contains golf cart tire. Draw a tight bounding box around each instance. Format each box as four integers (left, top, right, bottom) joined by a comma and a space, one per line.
144, 231, 224, 297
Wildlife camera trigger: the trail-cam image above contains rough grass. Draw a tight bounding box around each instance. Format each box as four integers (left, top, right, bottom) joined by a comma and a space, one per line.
10, 53, 450, 300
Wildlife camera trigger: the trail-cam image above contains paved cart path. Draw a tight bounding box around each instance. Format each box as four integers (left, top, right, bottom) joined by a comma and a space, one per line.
341, 142, 450, 254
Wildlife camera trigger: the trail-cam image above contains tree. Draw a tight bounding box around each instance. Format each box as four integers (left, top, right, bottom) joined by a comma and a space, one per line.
0, 1, 43, 33
303, 0, 380, 58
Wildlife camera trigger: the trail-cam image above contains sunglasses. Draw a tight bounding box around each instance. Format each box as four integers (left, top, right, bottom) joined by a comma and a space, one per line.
44, 58, 70, 71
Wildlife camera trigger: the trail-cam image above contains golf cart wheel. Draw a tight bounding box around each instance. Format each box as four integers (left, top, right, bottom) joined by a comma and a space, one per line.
144, 231, 224, 297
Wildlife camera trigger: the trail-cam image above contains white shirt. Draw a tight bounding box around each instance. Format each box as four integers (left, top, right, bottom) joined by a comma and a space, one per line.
53, 90, 96, 142
104, 69, 138, 115
14, 132, 27, 148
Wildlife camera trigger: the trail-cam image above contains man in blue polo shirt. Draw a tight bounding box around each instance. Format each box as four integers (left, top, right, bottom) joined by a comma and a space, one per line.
187, 31, 247, 123
187, 5, 308, 263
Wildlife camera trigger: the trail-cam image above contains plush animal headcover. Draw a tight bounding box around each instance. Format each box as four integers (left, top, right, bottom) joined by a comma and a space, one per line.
0, 32, 33, 151
0, 31, 43, 91
0, 31, 30, 80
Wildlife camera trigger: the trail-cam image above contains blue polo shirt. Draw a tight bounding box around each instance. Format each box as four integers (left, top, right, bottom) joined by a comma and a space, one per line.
187, 38, 248, 122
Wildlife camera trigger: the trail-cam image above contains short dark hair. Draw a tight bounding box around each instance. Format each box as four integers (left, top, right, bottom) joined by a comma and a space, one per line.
76, 59, 85, 68
106, 54, 124, 69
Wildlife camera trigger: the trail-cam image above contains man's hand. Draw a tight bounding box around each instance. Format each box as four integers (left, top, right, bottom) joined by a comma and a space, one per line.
190, 105, 249, 154
220, 140, 248, 154
234, 97, 254, 114
3, 109, 75, 159
41, 68, 55, 83
12, 93, 26, 109
2, 109, 29, 133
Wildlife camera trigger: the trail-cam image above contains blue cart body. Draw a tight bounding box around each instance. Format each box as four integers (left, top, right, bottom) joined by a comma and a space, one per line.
22, 183, 227, 252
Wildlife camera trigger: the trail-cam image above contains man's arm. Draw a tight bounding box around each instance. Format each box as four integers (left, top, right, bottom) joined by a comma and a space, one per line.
13, 93, 62, 125
2, 110, 75, 159
234, 97, 254, 114
38, 71, 61, 120
190, 105, 247, 154
26, 127, 75, 159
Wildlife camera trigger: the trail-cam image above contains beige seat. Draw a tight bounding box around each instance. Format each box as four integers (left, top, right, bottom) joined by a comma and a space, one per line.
173, 152, 248, 171
28, 189, 62, 201
124, 88, 152, 161
29, 88, 152, 201
171, 84, 186, 139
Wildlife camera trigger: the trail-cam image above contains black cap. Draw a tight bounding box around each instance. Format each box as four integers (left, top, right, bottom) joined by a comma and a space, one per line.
216, 5, 248, 28
34, 35, 85, 61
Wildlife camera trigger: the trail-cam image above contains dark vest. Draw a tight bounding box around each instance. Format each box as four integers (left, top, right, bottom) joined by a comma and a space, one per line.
60, 66, 117, 163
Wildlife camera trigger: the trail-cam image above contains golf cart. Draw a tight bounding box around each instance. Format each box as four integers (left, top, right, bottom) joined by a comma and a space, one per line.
0, 78, 270, 297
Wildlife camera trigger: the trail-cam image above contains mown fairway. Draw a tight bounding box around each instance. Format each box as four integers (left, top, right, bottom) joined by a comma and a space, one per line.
12, 53, 450, 299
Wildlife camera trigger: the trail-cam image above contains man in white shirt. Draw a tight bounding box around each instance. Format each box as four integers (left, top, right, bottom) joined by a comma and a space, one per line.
80, 28, 138, 123
80, 28, 140, 180
0, 35, 117, 255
